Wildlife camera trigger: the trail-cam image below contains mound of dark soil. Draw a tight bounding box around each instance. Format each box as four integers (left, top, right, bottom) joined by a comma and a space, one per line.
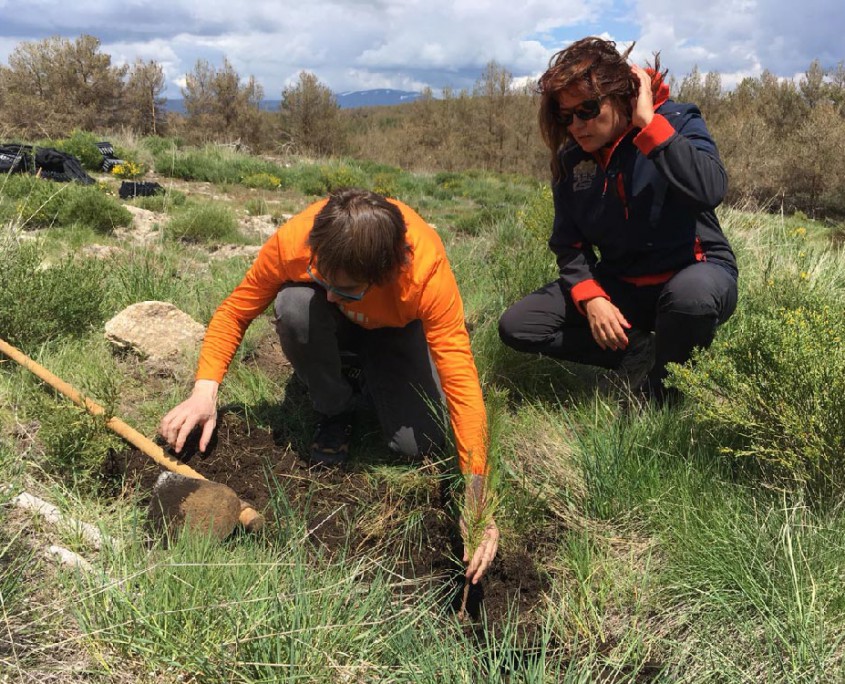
107, 410, 551, 638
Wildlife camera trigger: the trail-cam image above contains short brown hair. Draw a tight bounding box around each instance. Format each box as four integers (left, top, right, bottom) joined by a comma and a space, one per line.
308, 188, 408, 285
538, 37, 664, 180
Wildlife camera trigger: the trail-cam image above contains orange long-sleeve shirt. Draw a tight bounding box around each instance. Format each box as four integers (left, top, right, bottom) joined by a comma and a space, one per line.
196, 198, 487, 475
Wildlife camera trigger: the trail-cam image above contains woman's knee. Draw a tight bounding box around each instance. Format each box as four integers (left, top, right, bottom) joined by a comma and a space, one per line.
498, 305, 526, 348
659, 264, 737, 320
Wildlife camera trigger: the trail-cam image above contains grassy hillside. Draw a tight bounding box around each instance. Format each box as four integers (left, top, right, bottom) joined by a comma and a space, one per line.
1, 135, 844, 682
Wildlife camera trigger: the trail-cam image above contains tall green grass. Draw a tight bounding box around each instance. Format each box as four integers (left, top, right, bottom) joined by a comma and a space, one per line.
0, 174, 132, 233
3, 148, 845, 681
0, 232, 107, 350
164, 202, 243, 244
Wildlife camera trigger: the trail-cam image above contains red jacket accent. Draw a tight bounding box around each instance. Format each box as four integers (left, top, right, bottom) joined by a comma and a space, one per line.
571, 279, 610, 314
633, 114, 677, 157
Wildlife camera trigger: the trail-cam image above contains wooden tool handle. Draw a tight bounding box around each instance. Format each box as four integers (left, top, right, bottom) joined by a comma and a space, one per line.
0, 336, 265, 529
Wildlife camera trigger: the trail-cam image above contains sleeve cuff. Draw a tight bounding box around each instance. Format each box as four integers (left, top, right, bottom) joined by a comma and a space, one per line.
633, 114, 676, 156
570, 279, 610, 315
195, 360, 226, 384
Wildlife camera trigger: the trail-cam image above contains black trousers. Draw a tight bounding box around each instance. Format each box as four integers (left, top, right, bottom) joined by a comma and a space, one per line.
274, 284, 446, 457
498, 260, 738, 390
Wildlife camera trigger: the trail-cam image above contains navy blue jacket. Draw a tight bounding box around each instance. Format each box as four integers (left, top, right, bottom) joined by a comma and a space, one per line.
548, 98, 737, 307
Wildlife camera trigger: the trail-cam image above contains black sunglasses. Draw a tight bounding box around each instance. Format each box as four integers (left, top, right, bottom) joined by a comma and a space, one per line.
555, 98, 602, 127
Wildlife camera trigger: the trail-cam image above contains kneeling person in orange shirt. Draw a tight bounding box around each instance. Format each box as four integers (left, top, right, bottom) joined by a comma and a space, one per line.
159, 188, 498, 583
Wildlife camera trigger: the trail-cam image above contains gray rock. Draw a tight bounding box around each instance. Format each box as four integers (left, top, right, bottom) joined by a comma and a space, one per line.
105, 301, 205, 364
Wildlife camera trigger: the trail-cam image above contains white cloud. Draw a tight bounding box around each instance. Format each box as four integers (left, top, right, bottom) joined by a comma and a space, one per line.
0, 0, 840, 98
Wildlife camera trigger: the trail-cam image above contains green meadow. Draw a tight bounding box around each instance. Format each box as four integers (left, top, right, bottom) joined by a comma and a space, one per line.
1, 135, 844, 682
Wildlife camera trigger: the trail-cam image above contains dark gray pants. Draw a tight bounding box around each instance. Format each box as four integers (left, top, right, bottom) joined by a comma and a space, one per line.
274, 284, 446, 457
498, 260, 738, 390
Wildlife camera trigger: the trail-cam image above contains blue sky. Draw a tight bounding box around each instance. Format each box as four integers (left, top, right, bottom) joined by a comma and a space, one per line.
0, 0, 840, 98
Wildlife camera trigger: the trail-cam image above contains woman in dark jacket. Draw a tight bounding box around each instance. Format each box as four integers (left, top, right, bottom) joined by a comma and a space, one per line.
499, 36, 738, 402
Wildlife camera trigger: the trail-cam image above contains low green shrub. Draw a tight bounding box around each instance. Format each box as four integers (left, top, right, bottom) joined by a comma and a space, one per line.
371, 171, 400, 198
287, 164, 329, 196
2, 175, 62, 227
321, 163, 368, 193
52, 129, 104, 171
153, 146, 284, 184
131, 189, 187, 213
241, 172, 281, 190
35, 400, 123, 485
165, 203, 241, 243
0, 236, 106, 350
453, 205, 511, 237
519, 184, 555, 244
58, 185, 133, 233
245, 197, 269, 216
1, 175, 131, 232
671, 298, 845, 493
140, 135, 184, 156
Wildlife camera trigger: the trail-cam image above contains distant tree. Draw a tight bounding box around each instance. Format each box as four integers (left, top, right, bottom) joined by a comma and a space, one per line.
677, 65, 723, 121
0, 34, 126, 137
403, 87, 451, 167
279, 72, 345, 156
182, 59, 215, 125
473, 61, 515, 173
785, 101, 845, 215
181, 58, 264, 148
799, 59, 827, 108
756, 70, 807, 135
123, 59, 166, 135
677, 65, 705, 103
829, 61, 845, 114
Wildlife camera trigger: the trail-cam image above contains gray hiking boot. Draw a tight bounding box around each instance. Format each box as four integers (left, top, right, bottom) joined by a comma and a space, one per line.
597, 329, 656, 396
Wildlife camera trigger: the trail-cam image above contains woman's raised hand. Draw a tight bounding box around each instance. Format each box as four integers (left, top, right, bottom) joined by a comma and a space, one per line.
630, 64, 654, 130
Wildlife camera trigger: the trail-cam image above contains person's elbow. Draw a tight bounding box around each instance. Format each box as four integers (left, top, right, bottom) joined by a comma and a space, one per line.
705, 164, 728, 208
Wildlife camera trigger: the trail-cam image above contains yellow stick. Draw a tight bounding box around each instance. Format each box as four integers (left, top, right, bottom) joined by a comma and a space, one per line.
0, 336, 263, 531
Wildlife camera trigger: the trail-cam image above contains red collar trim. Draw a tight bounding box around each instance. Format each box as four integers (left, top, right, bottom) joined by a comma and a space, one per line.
593, 68, 670, 169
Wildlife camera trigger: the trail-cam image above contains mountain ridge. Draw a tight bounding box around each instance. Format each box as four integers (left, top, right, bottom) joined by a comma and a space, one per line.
165, 88, 422, 114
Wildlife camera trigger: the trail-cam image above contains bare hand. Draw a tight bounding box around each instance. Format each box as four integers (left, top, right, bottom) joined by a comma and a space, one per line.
159, 379, 219, 453
461, 516, 500, 585
630, 64, 655, 129
459, 473, 500, 584
584, 297, 631, 351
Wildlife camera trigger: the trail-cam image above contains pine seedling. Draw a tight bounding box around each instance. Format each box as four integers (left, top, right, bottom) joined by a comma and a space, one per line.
458, 472, 500, 621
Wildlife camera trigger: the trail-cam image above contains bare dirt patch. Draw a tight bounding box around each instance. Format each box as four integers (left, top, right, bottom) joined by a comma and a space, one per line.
106, 408, 553, 639
118, 204, 166, 245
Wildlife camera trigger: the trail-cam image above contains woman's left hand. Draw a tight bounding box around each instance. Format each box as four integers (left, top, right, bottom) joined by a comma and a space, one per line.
630, 65, 654, 129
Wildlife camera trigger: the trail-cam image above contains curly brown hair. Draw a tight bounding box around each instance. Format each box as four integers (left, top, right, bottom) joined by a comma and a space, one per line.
308, 188, 409, 286
538, 36, 665, 181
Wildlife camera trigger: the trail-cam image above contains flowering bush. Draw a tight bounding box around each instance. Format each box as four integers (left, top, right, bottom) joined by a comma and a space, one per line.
241, 173, 281, 190
110, 161, 145, 179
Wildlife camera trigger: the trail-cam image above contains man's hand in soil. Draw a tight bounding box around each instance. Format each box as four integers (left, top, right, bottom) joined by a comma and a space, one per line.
463, 517, 500, 585
159, 379, 219, 453
461, 474, 500, 584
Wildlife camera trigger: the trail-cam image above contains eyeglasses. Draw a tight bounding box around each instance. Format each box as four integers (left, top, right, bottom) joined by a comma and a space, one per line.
307, 263, 370, 301
555, 98, 602, 127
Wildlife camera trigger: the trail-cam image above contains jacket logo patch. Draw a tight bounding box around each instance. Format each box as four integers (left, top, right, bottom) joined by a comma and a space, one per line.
572, 160, 597, 192
341, 306, 368, 325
